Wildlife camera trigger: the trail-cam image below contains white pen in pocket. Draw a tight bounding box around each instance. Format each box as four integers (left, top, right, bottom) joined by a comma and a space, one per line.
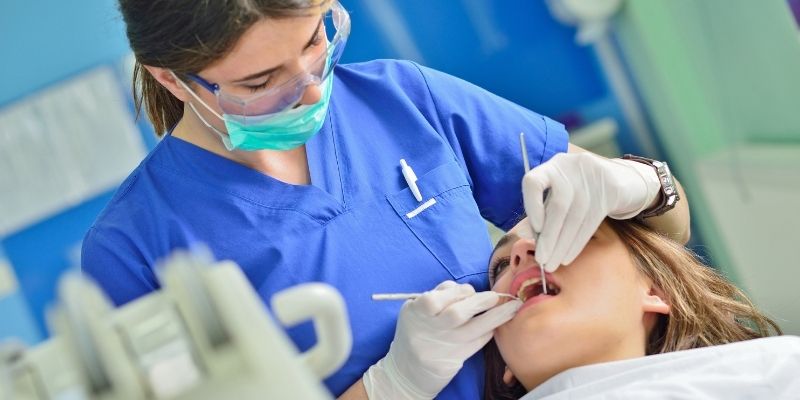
400, 159, 422, 202
520, 132, 548, 295
372, 292, 519, 301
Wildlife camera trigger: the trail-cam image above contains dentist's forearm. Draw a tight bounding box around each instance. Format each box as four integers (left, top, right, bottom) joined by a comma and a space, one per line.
641, 179, 691, 244
567, 143, 691, 244
339, 378, 368, 400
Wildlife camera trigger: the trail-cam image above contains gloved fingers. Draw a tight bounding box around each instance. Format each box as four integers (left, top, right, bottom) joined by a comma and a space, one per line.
522, 165, 552, 235
606, 159, 661, 219
544, 188, 589, 271
535, 167, 574, 269
562, 212, 605, 266
453, 299, 522, 342
435, 291, 501, 328
447, 331, 496, 362
410, 283, 476, 317
433, 280, 459, 291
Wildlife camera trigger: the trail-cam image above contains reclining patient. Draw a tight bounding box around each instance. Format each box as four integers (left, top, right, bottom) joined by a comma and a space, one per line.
484, 218, 798, 399
361, 218, 800, 399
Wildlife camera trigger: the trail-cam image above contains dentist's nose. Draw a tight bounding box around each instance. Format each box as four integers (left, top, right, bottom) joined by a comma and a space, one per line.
297, 83, 322, 106
510, 238, 537, 274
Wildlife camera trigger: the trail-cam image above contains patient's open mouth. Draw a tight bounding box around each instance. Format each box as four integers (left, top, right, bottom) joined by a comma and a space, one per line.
509, 266, 561, 309
517, 277, 560, 302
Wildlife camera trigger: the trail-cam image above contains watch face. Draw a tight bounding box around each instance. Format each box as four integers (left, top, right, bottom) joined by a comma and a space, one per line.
666, 194, 677, 206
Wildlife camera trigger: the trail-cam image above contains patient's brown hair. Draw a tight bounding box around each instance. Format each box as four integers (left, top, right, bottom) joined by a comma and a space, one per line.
484, 219, 782, 400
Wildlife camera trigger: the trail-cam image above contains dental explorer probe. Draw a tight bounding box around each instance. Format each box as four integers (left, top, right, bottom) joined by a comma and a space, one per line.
520, 132, 548, 295
372, 293, 519, 301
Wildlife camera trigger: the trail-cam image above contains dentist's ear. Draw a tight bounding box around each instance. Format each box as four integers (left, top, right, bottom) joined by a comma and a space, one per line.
642, 285, 670, 315
143, 65, 192, 102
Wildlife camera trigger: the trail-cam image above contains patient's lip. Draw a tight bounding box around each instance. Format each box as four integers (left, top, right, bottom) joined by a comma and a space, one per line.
509, 266, 557, 300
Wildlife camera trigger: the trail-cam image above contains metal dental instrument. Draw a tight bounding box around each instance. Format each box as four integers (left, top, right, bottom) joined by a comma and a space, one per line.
519, 132, 548, 295
372, 292, 519, 301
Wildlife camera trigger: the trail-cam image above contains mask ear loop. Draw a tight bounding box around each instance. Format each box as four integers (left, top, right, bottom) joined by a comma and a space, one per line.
186, 102, 235, 151
171, 72, 235, 151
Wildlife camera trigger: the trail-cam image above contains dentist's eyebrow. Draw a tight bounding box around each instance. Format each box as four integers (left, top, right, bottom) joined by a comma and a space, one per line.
232, 17, 324, 84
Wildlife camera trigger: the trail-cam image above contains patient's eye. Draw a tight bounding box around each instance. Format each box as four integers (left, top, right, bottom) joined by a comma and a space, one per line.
490, 257, 511, 284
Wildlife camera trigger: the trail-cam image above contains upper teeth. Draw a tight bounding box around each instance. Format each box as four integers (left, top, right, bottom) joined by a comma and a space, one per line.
517, 278, 542, 301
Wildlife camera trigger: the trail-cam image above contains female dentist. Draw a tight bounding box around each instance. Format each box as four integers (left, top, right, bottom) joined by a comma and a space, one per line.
81, 0, 690, 399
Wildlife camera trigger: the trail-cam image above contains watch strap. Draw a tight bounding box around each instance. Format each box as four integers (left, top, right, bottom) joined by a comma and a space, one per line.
622, 154, 680, 219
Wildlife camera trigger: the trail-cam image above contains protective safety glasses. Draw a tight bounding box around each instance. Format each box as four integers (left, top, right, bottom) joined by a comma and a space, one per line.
187, 0, 350, 118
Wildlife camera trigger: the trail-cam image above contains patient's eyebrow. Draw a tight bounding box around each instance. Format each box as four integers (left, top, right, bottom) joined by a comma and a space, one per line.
490, 232, 519, 261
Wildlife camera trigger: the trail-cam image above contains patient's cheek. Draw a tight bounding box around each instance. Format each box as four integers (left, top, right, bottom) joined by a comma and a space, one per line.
492, 274, 511, 293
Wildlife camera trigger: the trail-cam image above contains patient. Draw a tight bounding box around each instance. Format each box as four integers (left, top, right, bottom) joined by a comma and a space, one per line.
485, 218, 792, 399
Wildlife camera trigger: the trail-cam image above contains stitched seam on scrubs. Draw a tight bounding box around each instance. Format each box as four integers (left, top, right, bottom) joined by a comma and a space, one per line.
537, 116, 551, 166
395, 184, 470, 213
328, 98, 348, 209
497, 210, 526, 232
386, 187, 467, 275
115, 172, 140, 200
388, 185, 475, 279
88, 172, 142, 229
152, 164, 333, 225
490, 116, 552, 231
434, 185, 471, 203
408, 61, 472, 190
389, 197, 451, 273
459, 270, 489, 279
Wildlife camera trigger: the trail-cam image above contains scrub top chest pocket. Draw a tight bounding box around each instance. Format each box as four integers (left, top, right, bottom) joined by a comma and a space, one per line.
386, 161, 493, 281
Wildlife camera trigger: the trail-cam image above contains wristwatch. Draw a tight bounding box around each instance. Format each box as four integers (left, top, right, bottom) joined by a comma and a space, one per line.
622, 154, 680, 219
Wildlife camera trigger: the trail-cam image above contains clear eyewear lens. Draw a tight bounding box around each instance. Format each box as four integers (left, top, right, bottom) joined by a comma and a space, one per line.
216, 2, 349, 117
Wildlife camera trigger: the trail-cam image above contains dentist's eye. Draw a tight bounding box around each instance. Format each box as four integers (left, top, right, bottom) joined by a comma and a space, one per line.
310, 31, 324, 47
245, 77, 273, 92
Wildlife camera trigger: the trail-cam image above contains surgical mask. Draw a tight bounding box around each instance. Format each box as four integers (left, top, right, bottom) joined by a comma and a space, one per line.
178, 67, 334, 152
172, 1, 349, 151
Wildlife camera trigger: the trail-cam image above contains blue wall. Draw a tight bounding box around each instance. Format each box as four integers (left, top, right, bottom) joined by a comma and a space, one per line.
0, 293, 42, 345
1, 0, 613, 342
341, 0, 608, 119
0, 0, 131, 105
0, 0, 133, 337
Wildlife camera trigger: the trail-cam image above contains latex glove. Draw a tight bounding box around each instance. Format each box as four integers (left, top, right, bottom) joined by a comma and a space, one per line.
363, 281, 522, 400
522, 152, 660, 272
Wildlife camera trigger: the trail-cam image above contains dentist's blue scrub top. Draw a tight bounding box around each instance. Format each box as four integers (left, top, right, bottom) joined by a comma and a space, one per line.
82, 60, 568, 399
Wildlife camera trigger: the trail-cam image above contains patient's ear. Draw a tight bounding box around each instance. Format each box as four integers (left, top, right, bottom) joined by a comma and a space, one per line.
503, 366, 516, 385
641, 285, 670, 315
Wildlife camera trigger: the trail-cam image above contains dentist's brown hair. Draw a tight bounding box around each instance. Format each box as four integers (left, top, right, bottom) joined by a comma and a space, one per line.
118, 0, 330, 135
484, 219, 781, 400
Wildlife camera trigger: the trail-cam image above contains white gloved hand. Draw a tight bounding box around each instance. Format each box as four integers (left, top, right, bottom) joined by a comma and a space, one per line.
363, 281, 522, 400
522, 152, 661, 272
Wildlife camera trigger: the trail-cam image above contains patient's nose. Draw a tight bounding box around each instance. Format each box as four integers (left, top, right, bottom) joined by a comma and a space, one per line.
510, 238, 537, 274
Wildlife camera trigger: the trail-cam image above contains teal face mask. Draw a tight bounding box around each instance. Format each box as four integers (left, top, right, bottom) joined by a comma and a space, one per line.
224, 74, 333, 151
178, 64, 334, 152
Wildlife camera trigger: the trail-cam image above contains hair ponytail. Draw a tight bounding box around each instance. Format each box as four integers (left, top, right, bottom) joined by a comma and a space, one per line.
132, 62, 184, 135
